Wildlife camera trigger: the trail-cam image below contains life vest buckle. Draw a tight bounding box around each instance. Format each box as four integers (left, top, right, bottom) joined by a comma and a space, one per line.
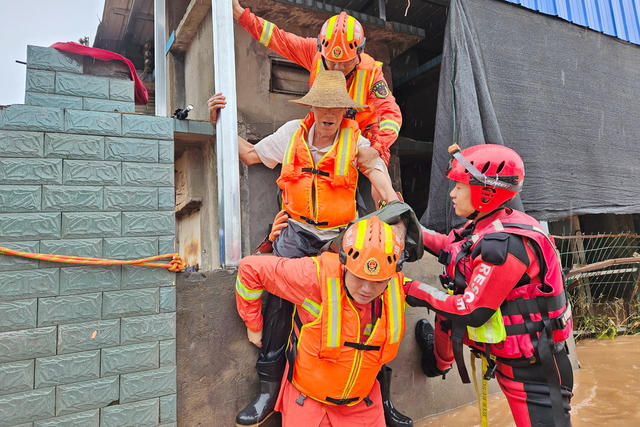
296, 393, 307, 406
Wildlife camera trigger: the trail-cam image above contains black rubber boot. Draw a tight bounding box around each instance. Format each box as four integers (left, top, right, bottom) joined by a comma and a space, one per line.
415, 318, 451, 378
235, 352, 285, 426
378, 365, 413, 427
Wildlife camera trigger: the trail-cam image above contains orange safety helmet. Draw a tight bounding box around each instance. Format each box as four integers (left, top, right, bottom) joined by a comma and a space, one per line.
446, 144, 524, 212
317, 11, 366, 62
339, 216, 403, 281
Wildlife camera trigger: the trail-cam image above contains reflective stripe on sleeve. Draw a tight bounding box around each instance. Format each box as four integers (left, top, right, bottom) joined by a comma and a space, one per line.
301, 298, 321, 318
235, 276, 263, 301
379, 119, 400, 135
260, 21, 275, 47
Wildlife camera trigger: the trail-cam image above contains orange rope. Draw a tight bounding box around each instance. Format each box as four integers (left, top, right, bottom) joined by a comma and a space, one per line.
0, 246, 186, 272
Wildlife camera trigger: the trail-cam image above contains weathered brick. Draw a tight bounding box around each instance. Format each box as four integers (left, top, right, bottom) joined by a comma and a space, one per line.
0, 360, 34, 396
37, 293, 102, 326
159, 287, 176, 313
43, 185, 102, 211
57, 319, 120, 354
157, 187, 175, 211
122, 163, 173, 186
25, 69, 55, 93
27, 45, 83, 73
121, 114, 173, 140
102, 288, 158, 319
158, 140, 173, 163
0, 213, 60, 242
121, 266, 174, 289
25, 92, 83, 110
0, 130, 43, 157
0, 387, 55, 424
63, 160, 121, 185
0, 269, 59, 301
56, 376, 119, 416
122, 212, 175, 236
187, 120, 214, 135
121, 313, 175, 345
55, 72, 109, 99
120, 366, 176, 403
109, 79, 134, 102
62, 212, 121, 238
34, 409, 99, 427
59, 266, 120, 295
159, 394, 177, 423
158, 237, 175, 255
0, 299, 37, 332
0, 327, 57, 363
100, 398, 159, 427
172, 119, 188, 133
0, 104, 64, 132
0, 185, 41, 212
159, 340, 176, 367
64, 110, 121, 136
0, 158, 62, 184
104, 187, 157, 211
101, 342, 159, 377
35, 350, 100, 387
44, 133, 104, 160
0, 241, 39, 272
105, 137, 158, 162
83, 98, 134, 113
103, 237, 157, 259
40, 239, 102, 258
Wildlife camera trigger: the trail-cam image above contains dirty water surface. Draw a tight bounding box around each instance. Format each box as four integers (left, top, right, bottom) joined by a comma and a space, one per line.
416, 335, 640, 426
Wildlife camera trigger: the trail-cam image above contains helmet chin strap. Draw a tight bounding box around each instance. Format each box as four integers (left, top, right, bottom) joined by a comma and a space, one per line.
321, 55, 360, 81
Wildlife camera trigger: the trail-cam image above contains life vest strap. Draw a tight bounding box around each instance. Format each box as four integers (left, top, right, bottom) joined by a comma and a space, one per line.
343, 341, 381, 351
500, 292, 566, 316
299, 215, 329, 226
301, 167, 330, 177
325, 396, 360, 405
504, 311, 569, 336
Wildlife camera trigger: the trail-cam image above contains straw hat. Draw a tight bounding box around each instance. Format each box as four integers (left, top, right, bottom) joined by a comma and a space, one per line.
290, 70, 367, 109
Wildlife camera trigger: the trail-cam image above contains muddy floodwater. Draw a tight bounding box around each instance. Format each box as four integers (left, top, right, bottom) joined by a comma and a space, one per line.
417, 335, 640, 426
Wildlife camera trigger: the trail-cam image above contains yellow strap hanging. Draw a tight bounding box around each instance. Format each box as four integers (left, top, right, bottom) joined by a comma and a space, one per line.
470, 352, 489, 427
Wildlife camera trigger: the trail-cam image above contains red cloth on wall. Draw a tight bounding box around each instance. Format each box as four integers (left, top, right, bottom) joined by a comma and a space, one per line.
50, 42, 148, 105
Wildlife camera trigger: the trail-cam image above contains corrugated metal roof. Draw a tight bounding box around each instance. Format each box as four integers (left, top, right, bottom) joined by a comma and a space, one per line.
504, 0, 640, 45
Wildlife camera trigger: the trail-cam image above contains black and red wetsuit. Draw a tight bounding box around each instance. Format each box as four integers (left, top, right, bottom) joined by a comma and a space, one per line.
404, 208, 573, 427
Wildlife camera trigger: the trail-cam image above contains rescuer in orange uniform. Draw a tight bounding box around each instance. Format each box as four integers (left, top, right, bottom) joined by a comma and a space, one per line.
232, 0, 402, 165
209, 70, 410, 426
236, 216, 407, 427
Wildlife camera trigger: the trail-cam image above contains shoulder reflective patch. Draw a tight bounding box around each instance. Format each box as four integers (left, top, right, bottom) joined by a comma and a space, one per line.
371, 80, 389, 99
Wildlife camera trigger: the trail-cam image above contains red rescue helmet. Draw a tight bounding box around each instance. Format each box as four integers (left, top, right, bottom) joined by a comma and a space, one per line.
317, 12, 366, 62
446, 143, 524, 212
340, 217, 402, 281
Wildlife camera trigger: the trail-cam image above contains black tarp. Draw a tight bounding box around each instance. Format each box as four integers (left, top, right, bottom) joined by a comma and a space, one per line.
422, 0, 640, 233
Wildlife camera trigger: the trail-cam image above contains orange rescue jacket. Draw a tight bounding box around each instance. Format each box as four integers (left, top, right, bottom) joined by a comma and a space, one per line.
276, 113, 360, 229
238, 8, 402, 164
287, 252, 405, 406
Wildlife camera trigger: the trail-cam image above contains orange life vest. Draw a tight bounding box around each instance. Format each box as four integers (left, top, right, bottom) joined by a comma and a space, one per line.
276, 113, 359, 229
286, 252, 405, 406
310, 52, 381, 132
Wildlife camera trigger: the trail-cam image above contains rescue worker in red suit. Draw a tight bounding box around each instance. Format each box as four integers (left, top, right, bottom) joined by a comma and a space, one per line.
404, 144, 574, 427
232, 0, 402, 166
209, 71, 410, 426
236, 217, 407, 427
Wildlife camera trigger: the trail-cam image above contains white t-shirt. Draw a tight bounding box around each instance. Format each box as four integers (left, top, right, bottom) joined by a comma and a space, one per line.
254, 119, 371, 239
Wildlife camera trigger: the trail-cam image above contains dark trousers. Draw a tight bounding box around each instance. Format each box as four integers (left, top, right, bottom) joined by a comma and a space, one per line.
496, 347, 573, 427
258, 222, 331, 370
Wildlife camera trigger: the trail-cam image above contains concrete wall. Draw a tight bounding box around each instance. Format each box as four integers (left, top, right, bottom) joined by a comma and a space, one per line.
0, 46, 177, 426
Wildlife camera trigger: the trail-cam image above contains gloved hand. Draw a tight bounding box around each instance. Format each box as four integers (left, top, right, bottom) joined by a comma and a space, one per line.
403, 277, 417, 295
269, 210, 289, 242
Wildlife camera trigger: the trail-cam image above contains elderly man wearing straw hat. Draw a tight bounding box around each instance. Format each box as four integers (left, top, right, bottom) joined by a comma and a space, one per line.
209, 70, 407, 427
